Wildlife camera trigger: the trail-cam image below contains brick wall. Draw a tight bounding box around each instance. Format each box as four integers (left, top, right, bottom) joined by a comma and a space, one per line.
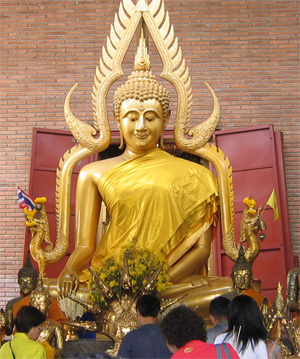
1, 0, 299, 307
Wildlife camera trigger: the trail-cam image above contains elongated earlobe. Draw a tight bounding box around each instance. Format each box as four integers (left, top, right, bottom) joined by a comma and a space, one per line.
160, 134, 165, 149
118, 124, 125, 149
160, 114, 169, 149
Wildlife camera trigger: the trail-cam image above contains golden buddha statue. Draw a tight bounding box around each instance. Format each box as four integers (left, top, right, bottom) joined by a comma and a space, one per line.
4, 252, 38, 336
58, 40, 220, 297
29, 280, 64, 358
27, 0, 263, 321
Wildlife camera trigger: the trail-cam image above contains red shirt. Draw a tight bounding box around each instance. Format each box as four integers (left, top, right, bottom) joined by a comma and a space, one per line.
172, 340, 240, 359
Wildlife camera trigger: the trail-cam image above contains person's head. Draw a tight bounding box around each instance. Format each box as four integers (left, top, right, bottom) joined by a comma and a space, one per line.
17, 253, 38, 296
15, 305, 46, 340
29, 280, 51, 316
136, 294, 161, 321
113, 34, 170, 152
227, 295, 268, 352
231, 246, 252, 293
209, 296, 230, 325
160, 305, 207, 353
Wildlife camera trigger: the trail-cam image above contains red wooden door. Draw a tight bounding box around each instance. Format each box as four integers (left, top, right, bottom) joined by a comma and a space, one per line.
212, 125, 296, 301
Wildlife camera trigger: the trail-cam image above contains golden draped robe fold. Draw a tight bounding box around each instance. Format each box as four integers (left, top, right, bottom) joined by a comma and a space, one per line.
89, 148, 219, 271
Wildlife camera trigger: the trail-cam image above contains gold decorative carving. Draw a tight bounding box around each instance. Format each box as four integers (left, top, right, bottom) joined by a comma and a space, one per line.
264, 282, 298, 358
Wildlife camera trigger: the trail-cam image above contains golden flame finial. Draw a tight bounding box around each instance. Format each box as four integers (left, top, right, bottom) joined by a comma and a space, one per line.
134, 30, 150, 71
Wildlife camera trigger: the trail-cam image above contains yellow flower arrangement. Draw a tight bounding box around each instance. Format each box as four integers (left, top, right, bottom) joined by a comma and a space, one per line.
89, 240, 171, 306
243, 196, 257, 215
35, 197, 47, 204
24, 197, 47, 226
24, 207, 37, 226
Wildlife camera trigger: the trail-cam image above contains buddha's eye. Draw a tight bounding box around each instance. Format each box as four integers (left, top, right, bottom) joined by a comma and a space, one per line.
126, 112, 138, 121
145, 111, 156, 121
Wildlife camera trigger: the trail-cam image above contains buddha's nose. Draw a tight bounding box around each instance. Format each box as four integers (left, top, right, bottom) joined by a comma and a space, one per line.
136, 115, 147, 130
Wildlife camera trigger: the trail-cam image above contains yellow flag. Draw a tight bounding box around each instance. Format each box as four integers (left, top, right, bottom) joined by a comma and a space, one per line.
266, 189, 279, 221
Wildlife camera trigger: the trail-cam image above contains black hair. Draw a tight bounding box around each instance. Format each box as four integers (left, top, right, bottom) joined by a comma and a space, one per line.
136, 294, 160, 318
160, 305, 207, 348
14, 305, 46, 333
226, 295, 268, 353
209, 296, 230, 320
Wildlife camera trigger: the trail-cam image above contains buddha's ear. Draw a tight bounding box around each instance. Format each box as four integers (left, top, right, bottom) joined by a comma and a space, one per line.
164, 110, 171, 128
113, 110, 118, 123
160, 110, 170, 149
114, 112, 125, 150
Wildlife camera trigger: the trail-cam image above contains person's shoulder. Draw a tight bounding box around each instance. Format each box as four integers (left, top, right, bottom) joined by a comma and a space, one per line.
138, 323, 160, 333
122, 327, 139, 340
217, 343, 240, 359
31, 340, 47, 358
213, 332, 228, 344
0, 341, 11, 356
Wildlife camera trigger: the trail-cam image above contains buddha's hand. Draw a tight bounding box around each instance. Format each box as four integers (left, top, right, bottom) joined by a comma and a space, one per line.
57, 269, 79, 297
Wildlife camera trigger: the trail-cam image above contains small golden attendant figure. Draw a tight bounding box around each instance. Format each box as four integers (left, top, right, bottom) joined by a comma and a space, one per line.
30, 280, 64, 358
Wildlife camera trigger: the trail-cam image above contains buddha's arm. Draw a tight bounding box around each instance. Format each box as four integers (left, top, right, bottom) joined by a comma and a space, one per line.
58, 165, 102, 295
168, 228, 211, 283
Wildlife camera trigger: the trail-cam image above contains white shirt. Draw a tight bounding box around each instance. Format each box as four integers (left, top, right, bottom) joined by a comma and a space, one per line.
214, 332, 268, 359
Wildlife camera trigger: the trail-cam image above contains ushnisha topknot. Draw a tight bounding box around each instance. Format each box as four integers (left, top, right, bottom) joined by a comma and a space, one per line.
18, 252, 38, 283
113, 31, 170, 121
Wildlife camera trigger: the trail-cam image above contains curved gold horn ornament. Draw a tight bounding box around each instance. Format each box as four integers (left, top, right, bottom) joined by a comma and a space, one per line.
195, 142, 237, 262
64, 83, 109, 153
55, 144, 94, 256
183, 82, 220, 150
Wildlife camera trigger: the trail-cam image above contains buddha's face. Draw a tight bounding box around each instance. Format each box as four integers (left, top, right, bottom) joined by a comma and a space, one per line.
119, 98, 166, 154
233, 269, 252, 292
19, 276, 36, 296
31, 296, 50, 316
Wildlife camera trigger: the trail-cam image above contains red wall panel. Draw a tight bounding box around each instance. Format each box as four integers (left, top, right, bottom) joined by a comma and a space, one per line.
213, 125, 295, 302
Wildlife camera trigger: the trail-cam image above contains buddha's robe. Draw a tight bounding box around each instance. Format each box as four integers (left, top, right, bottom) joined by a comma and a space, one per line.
89, 148, 219, 272
12, 296, 68, 324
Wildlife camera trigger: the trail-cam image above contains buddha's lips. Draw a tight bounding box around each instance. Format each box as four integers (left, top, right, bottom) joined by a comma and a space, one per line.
134, 133, 149, 139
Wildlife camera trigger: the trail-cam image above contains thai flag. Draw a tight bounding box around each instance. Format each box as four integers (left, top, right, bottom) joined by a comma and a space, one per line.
17, 187, 36, 211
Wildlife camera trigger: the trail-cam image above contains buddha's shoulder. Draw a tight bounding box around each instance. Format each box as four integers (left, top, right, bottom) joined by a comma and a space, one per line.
79, 155, 126, 176
169, 153, 212, 173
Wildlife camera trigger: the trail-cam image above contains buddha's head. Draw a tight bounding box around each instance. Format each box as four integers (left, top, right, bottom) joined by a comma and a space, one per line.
18, 253, 38, 296
113, 33, 170, 152
231, 246, 252, 293
29, 279, 51, 317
